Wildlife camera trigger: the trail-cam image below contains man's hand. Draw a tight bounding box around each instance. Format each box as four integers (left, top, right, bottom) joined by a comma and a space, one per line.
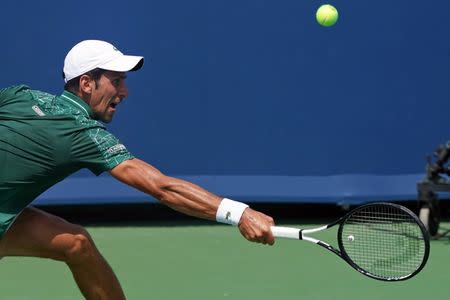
238, 208, 275, 245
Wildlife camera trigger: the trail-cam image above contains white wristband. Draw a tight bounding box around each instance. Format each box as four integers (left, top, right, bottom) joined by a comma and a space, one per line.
216, 198, 249, 225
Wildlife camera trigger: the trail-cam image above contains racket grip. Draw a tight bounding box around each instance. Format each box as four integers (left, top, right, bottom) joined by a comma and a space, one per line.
270, 226, 301, 240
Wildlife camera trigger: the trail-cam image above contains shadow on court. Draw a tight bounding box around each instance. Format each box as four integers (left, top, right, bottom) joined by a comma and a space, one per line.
37, 201, 450, 227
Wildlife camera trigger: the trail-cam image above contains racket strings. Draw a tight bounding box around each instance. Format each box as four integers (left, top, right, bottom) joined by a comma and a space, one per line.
340, 205, 426, 280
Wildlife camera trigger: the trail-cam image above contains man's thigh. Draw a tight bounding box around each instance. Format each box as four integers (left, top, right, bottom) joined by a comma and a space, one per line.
0, 206, 87, 260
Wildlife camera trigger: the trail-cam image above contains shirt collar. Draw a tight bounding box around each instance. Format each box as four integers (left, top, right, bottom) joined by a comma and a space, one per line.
59, 91, 94, 118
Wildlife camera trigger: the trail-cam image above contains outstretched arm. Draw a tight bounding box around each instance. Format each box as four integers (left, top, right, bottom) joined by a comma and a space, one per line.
109, 158, 275, 245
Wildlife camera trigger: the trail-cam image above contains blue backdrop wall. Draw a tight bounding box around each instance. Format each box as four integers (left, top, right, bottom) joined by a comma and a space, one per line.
1, 0, 449, 204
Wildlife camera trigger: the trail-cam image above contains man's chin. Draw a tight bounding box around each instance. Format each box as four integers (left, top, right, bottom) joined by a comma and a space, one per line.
102, 116, 113, 123
93, 111, 114, 123
96, 114, 114, 123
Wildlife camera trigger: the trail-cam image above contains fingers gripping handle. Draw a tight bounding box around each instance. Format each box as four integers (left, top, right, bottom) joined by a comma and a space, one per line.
270, 226, 301, 240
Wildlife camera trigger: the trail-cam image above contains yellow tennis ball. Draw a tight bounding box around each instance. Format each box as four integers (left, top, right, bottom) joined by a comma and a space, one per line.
316, 4, 339, 27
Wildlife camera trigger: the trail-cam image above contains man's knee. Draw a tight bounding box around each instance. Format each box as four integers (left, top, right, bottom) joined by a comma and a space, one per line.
64, 227, 97, 265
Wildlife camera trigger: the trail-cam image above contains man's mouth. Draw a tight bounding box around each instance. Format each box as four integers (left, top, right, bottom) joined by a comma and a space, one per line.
109, 101, 120, 109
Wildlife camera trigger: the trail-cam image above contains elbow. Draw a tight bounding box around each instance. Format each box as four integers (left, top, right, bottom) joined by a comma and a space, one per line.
146, 173, 173, 203
111, 158, 178, 205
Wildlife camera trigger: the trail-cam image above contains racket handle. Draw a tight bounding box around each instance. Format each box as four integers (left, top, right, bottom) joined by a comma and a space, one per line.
270, 226, 301, 240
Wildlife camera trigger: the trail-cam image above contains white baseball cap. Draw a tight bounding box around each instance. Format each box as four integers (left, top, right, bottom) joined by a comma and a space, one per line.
63, 40, 144, 82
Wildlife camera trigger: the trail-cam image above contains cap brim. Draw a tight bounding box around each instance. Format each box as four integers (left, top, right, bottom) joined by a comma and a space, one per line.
99, 55, 144, 73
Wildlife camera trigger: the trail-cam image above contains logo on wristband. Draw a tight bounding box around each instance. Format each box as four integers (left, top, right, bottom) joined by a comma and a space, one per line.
225, 212, 231, 220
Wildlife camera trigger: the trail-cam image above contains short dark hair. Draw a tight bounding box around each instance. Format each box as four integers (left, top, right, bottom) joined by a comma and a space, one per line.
63, 68, 106, 94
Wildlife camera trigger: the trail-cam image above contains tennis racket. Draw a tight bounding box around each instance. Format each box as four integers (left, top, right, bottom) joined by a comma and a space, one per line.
271, 202, 430, 281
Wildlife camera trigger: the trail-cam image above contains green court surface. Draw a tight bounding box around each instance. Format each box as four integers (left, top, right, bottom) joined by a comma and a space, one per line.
1, 221, 449, 300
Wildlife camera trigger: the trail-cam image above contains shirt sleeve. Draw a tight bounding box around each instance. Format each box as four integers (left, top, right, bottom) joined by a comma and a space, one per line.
0, 88, 5, 107
0, 85, 30, 107
72, 127, 134, 175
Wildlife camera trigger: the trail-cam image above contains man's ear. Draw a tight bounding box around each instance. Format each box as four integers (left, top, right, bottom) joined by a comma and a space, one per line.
79, 75, 95, 94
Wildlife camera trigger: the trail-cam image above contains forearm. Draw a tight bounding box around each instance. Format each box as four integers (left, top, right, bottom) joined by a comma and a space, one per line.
153, 175, 223, 220
110, 158, 275, 244
110, 158, 222, 220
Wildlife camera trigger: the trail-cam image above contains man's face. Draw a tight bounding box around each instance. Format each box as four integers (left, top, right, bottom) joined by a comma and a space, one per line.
89, 71, 129, 123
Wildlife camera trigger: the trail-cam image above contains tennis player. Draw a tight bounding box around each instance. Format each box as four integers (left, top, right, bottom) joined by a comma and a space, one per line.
0, 40, 275, 300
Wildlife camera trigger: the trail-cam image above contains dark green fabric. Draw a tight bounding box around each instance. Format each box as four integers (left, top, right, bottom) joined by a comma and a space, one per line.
0, 85, 134, 236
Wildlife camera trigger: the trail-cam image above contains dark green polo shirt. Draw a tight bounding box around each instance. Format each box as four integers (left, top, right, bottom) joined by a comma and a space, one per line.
0, 85, 134, 236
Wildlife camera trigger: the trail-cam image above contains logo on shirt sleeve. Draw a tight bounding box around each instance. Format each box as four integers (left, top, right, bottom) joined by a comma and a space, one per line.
32, 105, 46, 116
106, 144, 127, 155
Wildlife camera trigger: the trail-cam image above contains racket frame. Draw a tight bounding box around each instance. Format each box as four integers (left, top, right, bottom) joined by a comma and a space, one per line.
271, 202, 430, 281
